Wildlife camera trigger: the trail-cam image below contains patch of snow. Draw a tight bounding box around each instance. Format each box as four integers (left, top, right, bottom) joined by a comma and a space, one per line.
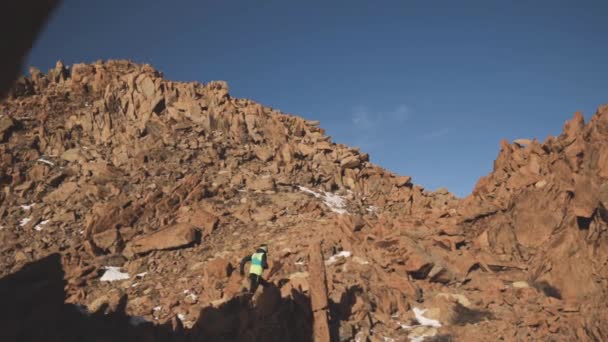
298, 186, 349, 214
298, 186, 321, 198
129, 316, 150, 326
323, 192, 348, 214
294, 261, 306, 266
383, 337, 396, 342
395, 308, 441, 341
366, 206, 379, 213
135, 272, 148, 278
153, 306, 162, 311
19, 217, 32, 227
413, 307, 441, 327
37, 158, 54, 166
34, 219, 50, 231
325, 251, 352, 265
183, 289, 198, 301
100, 266, 130, 282
131, 282, 139, 288
177, 313, 186, 321
399, 323, 413, 329
21, 204, 35, 211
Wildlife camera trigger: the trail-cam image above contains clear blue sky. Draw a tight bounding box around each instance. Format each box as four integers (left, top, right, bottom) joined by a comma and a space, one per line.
26, 0, 608, 197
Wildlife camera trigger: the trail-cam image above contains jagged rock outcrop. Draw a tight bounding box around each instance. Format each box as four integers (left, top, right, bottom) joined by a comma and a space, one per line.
457, 108, 608, 340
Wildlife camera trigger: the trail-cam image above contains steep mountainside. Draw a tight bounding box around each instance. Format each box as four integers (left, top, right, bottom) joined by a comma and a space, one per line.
0, 60, 607, 341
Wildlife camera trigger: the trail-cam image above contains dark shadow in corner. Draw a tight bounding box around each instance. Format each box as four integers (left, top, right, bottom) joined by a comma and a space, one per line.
0, 253, 314, 342
0, 0, 60, 99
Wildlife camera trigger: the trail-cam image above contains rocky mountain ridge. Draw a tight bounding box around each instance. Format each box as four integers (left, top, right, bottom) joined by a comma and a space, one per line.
0, 60, 607, 341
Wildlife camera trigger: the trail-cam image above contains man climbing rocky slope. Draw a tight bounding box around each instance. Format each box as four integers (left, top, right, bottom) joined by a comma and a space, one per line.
0, 60, 606, 341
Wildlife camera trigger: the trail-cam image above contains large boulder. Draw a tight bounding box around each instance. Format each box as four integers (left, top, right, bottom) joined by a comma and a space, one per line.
124, 223, 198, 257
247, 176, 275, 191
205, 258, 233, 279
340, 155, 361, 169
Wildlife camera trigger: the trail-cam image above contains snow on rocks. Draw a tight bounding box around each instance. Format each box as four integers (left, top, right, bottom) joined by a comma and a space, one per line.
19, 217, 32, 227
392, 308, 442, 342
325, 251, 352, 265
323, 192, 348, 214
34, 220, 50, 231
177, 313, 195, 328
180, 289, 198, 304
399, 307, 442, 342
397, 322, 413, 330
299, 186, 322, 198
298, 186, 348, 214
20, 203, 35, 211
100, 266, 130, 282
366, 206, 379, 213
37, 158, 54, 166
186, 292, 198, 302
412, 307, 441, 327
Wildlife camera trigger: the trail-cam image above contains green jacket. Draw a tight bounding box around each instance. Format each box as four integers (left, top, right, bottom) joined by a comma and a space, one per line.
240, 250, 268, 276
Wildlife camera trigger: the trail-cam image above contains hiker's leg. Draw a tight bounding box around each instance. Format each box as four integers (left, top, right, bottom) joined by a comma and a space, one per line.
259, 276, 269, 287
249, 274, 255, 293
249, 274, 260, 294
